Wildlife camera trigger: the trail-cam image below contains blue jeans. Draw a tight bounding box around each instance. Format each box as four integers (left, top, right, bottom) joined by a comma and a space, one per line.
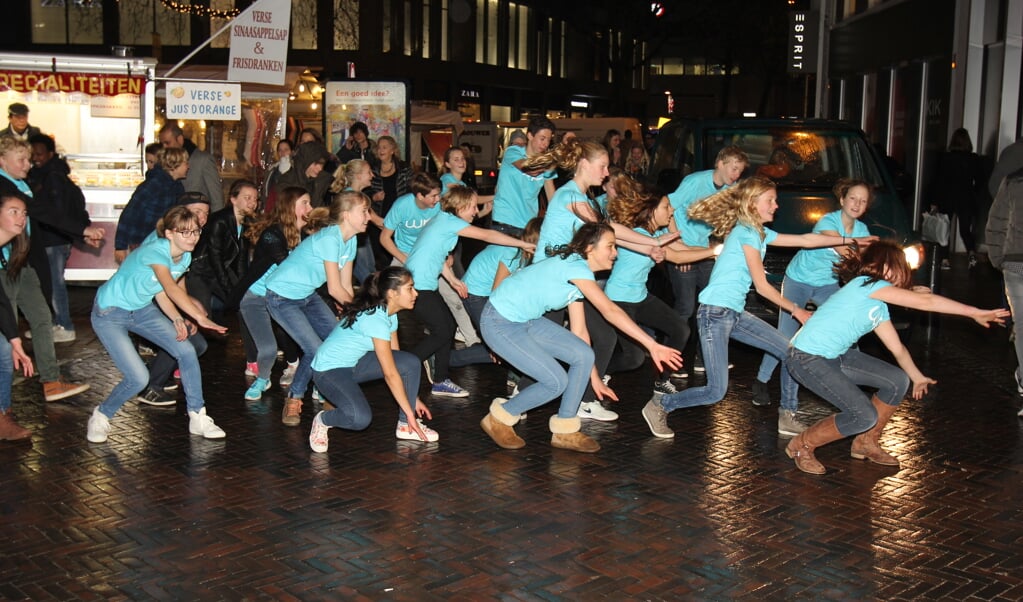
787, 347, 909, 436
1004, 270, 1023, 370
91, 302, 207, 417
667, 259, 713, 361
481, 302, 593, 418
46, 244, 73, 331
757, 276, 839, 383
0, 336, 13, 413
660, 304, 798, 412
313, 349, 420, 428
354, 234, 375, 285
239, 291, 278, 380
463, 294, 487, 333
266, 290, 337, 398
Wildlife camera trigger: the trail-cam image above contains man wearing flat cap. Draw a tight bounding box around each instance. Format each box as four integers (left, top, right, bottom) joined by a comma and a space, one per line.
1, 103, 42, 141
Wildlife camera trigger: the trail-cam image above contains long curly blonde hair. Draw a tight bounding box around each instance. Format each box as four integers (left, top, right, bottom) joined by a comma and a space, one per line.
688, 175, 775, 240
605, 173, 650, 228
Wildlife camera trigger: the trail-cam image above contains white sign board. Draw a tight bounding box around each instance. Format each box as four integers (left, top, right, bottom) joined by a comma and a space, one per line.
227, 0, 291, 86
166, 82, 242, 120
325, 81, 409, 159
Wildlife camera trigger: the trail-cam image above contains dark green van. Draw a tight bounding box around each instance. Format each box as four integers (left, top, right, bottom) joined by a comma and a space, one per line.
651, 117, 915, 259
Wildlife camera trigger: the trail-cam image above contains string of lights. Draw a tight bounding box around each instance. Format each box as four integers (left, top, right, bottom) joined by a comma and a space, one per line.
157, 0, 241, 19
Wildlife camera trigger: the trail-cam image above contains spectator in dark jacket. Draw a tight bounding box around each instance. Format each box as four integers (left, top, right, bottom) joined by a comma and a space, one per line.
277, 141, 332, 207
114, 147, 188, 264
187, 179, 257, 313
27, 134, 104, 341
930, 128, 984, 269
335, 121, 376, 165
159, 122, 224, 211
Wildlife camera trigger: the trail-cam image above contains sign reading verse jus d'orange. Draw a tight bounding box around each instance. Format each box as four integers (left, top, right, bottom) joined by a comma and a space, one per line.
0, 70, 146, 96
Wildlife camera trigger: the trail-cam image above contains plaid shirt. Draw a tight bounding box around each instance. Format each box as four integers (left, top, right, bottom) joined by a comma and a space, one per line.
114, 166, 184, 251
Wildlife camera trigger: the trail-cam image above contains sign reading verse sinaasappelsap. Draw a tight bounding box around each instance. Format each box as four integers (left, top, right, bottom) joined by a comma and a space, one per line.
227, 0, 291, 86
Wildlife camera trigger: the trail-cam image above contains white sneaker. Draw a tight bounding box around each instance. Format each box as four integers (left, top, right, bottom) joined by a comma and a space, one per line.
279, 360, 298, 388
396, 419, 440, 442
309, 411, 330, 452
1015, 368, 1023, 395
52, 325, 76, 343
86, 407, 110, 443
188, 407, 226, 439
577, 400, 618, 422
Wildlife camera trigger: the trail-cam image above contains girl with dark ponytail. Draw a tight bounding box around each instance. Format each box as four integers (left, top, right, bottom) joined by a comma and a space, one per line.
308, 266, 436, 452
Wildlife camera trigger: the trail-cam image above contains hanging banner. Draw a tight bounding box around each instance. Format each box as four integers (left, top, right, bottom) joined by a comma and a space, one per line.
227, 0, 292, 86
165, 82, 242, 120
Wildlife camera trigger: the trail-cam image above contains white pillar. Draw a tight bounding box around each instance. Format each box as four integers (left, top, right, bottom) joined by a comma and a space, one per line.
998, 0, 1023, 154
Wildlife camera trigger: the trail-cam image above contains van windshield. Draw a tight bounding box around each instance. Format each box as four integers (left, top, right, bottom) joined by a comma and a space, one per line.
705, 128, 885, 190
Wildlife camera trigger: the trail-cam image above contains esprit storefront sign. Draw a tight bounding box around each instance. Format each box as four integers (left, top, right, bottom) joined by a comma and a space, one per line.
0, 70, 145, 96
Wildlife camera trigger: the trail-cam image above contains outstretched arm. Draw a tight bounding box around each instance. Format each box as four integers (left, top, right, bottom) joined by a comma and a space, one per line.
873, 320, 935, 399
743, 244, 812, 324
872, 285, 1009, 327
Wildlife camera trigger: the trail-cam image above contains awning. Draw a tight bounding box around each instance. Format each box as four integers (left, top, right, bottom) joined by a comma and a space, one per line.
155, 64, 304, 96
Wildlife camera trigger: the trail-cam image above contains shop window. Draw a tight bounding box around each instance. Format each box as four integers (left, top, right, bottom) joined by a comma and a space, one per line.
491, 105, 511, 122
120, 0, 190, 46
210, 0, 234, 48
475, 0, 499, 66
291, 0, 317, 49
31, 0, 103, 45
383, 0, 392, 52
334, 0, 359, 50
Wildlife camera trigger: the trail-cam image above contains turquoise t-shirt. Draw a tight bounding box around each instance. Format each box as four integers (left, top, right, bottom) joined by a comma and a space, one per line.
605, 226, 664, 303
667, 169, 725, 248
247, 263, 278, 297
792, 276, 891, 358
463, 244, 525, 297
96, 237, 190, 311
785, 211, 871, 286
492, 145, 556, 228
489, 254, 594, 322
699, 223, 778, 312
265, 225, 356, 300
535, 180, 590, 262
404, 211, 469, 292
311, 307, 396, 371
383, 193, 442, 254
440, 173, 466, 190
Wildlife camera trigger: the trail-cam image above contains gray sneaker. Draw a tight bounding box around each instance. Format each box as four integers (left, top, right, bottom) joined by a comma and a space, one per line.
778, 409, 806, 438
642, 398, 674, 439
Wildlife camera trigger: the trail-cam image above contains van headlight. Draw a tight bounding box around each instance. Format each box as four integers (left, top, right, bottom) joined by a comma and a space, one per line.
903, 244, 923, 270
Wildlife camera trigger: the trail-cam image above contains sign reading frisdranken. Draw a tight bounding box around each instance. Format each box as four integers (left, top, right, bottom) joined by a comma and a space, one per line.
166, 82, 242, 120
227, 0, 291, 86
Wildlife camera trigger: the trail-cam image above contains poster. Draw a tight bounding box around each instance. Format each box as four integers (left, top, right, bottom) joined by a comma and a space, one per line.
324, 81, 409, 160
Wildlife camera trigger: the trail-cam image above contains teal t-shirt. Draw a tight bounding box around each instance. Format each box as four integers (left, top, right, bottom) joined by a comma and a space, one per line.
785, 211, 871, 286
383, 193, 442, 254
791, 276, 891, 358
440, 173, 465, 190
489, 254, 594, 322
535, 180, 589, 262
492, 145, 556, 228
265, 225, 356, 300
311, 307, 396, 371
667, 169, 725, 248
405, 211, 469, 292
96, 237, 190, 311
463, 244, 524, 297
699, 223, 777, 312
605, 226, 664, 303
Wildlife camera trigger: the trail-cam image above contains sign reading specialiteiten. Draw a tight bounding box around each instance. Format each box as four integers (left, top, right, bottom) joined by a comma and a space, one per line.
166, 82, 242, 120
227, 0, 291, 86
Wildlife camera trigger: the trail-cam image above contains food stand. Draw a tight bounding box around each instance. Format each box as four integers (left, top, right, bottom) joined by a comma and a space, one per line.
0, 52, 158, 281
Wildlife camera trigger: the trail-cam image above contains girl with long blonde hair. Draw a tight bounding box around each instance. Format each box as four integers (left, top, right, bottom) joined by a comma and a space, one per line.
641, 176, 875, 441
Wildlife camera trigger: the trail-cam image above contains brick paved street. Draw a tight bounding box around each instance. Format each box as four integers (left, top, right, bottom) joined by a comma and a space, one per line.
1, 255, 1022, 600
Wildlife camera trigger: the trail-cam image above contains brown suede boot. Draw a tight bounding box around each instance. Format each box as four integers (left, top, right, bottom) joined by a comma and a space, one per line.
0, 410, 31, 440
282, 398, 303, 426
785, 416, 842, 474
549, 415, 600, 453
850, 395, 900, 467
481, 398, 525, 449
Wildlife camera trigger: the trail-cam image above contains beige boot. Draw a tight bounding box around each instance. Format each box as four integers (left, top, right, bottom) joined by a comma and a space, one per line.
850, 395, 900, 466
549, 415, 599, 453
785, 416, 843, 474
282, 397, 303, 426
480, 398, 525, 449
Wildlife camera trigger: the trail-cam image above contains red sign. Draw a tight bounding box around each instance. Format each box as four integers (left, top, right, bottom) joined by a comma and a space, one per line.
0, 70, 145, 96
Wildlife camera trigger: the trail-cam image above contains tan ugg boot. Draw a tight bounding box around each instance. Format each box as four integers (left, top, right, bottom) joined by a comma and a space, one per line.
549, 415, 599, 453
480, 398, 525, 449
